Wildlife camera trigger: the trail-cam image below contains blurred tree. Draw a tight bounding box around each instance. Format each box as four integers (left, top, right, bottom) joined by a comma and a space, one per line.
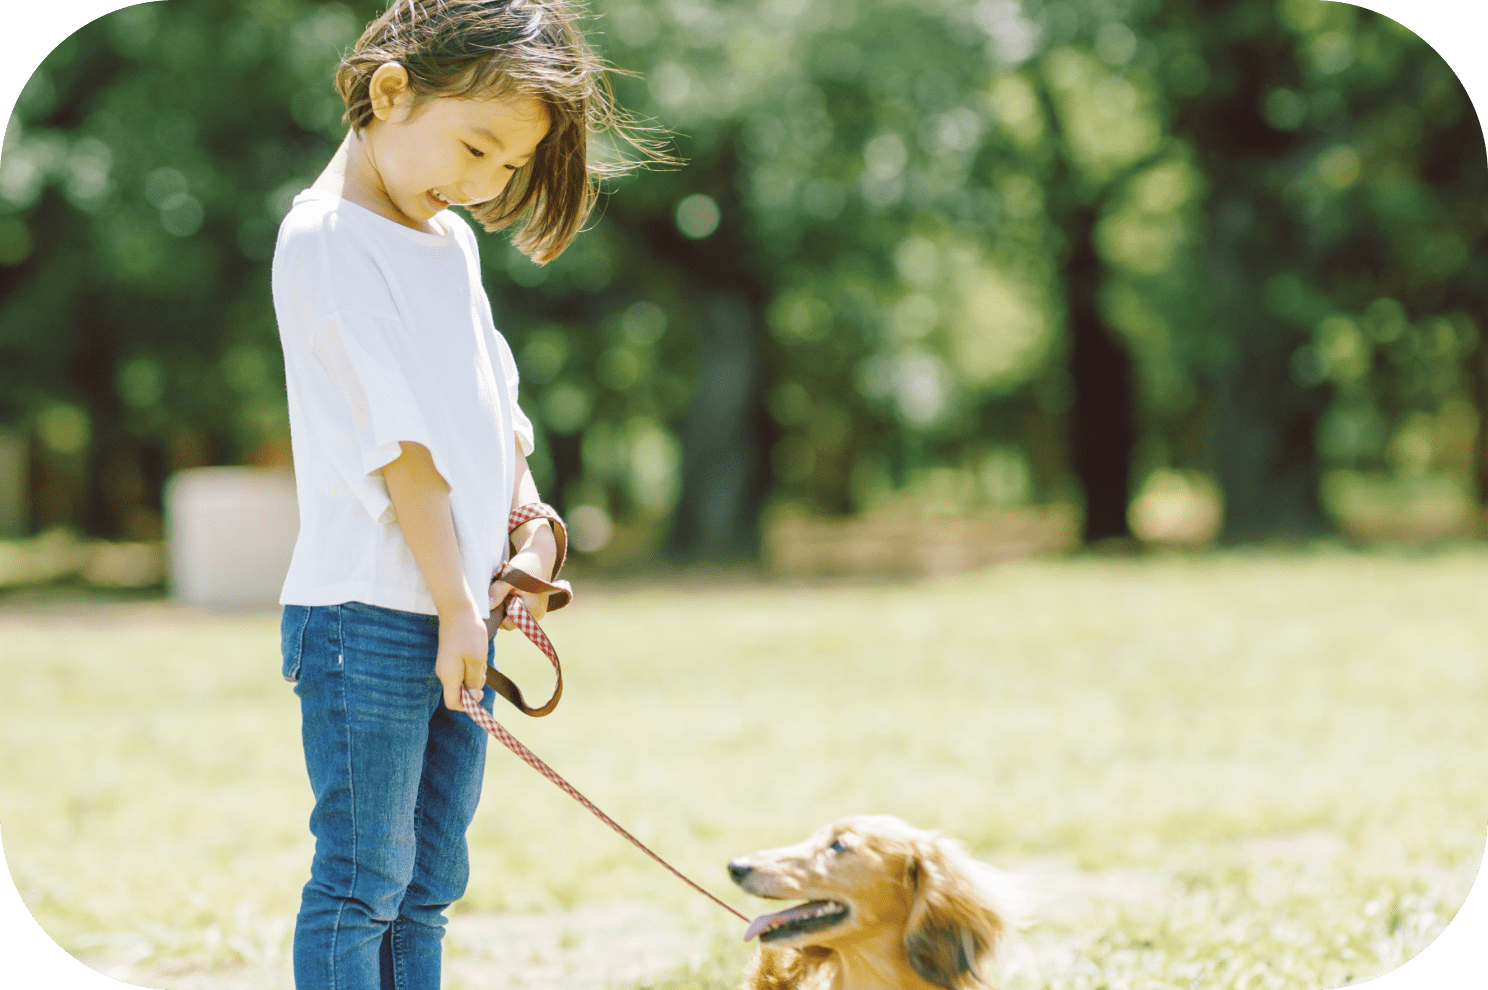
1013, 11, 1183, 545
588, 0, 1122, 553
1153, 0, 1488, 540
594, 0, 1208, 549
2, 0, 1483, 561
1, 1, 361, 538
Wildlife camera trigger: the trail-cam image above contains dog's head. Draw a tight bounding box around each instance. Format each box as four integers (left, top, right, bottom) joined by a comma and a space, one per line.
728, 815, 1022, 989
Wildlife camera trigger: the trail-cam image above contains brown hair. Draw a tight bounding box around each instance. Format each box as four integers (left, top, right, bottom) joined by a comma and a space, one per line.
335, 0, 665, 263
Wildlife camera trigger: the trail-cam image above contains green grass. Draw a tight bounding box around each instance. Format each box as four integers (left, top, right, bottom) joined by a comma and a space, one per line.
2, 549, 1486, 988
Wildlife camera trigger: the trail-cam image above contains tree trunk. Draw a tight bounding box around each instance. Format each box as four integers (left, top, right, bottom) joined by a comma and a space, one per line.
546, 431, 583, 514
1065, 205, 1138, 544
1211, 355, 1328, 542
666, 294, 769, 561
1171, 1, 1333, 543
1466, 334, 1488, 535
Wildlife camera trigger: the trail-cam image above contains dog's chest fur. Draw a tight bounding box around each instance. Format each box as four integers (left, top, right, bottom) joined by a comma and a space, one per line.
742, 947, 832, 990
743, 945, 946, 990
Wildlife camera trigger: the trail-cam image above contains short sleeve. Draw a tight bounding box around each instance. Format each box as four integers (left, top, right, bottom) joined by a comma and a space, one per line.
309, 309, 445, 524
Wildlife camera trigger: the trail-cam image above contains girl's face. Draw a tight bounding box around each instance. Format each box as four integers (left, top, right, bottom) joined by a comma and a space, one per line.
359, 66, 551, 231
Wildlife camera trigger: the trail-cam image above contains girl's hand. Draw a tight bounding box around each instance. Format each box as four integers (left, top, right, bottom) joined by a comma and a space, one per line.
489, 546, 552, 628
490, 519, 558, 629
435, 604, 489, 711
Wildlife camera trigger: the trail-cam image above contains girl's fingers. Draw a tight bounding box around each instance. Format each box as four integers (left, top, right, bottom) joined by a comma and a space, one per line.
490, 579, 516, 630
525, 590, 548, 622
488, 586, 550, 630
489, 579, 512, 608
441, 673, 462, 710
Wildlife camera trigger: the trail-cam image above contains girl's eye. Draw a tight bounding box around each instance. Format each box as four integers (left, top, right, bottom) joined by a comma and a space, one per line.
465, 143, 485, 158
828, 838, 850, 854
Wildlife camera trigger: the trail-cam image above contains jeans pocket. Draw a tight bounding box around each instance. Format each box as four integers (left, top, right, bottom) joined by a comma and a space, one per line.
281, 605, 312, 682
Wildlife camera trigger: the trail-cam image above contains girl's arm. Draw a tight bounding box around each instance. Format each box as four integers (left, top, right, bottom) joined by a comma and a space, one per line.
382, 441, 488, 711
490, 436, 558, 628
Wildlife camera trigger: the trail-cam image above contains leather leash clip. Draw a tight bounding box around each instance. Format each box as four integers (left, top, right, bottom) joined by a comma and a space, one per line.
483, 502, 573, 717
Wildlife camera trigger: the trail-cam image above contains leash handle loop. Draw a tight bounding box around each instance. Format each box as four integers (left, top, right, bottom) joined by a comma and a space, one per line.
485, 503, 571, 717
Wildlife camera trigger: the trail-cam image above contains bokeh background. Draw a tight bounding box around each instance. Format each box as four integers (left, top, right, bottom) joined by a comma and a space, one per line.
0, 0, 1485, 587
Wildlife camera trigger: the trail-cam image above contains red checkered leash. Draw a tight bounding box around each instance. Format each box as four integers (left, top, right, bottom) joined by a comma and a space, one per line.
479, 503, 573, 716
462, 504, 749, 925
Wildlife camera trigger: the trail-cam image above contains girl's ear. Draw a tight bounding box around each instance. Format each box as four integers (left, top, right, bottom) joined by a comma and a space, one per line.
367, 62, 413, 122
902, 837, 1008, 990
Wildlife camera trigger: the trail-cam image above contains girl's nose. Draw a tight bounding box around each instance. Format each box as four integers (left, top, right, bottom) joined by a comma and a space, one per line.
467, 169, 513, 206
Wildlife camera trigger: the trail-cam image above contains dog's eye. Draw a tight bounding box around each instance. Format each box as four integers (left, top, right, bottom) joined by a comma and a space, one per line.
828, 837, 851, 854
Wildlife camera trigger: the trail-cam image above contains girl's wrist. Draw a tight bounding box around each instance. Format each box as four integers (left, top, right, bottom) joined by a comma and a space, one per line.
433, 587, 481, 620
510, 517, 553, 550
511, 520, 557, 579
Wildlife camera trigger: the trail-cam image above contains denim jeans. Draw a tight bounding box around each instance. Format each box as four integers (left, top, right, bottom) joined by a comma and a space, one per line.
282, 602, 495, 990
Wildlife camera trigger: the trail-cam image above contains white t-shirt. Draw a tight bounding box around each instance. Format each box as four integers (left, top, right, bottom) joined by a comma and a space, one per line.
271, 188, 535, 617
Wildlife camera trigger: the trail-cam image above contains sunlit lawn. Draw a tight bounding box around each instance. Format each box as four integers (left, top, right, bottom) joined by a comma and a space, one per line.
2, 548, 1486, 989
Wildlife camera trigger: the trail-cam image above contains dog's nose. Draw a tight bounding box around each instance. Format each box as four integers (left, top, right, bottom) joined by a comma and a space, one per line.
728, 859, 753, 884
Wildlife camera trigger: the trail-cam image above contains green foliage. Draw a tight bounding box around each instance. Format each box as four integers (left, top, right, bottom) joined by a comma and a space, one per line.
0, 0, 1483, 546
528, 0, 1487, 534
1, 0, 364, 536
1150, 0, 1487, 535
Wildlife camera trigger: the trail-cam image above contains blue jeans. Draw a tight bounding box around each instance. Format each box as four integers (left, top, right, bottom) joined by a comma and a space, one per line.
282, 602, 495, 990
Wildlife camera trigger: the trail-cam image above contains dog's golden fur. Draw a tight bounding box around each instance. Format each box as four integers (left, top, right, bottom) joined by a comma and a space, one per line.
729, 816, 1023, 990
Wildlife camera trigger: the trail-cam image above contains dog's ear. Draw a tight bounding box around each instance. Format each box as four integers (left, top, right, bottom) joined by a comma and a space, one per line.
903, 836, 1010, 990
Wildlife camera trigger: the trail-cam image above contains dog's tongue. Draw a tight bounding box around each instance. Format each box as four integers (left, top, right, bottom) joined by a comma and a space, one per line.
743, 901, 827, 942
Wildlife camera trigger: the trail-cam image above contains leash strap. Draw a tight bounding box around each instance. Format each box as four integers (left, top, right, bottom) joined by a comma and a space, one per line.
484, 503, 573, 717
460, 684, 749, 924
469, 503, 748, 922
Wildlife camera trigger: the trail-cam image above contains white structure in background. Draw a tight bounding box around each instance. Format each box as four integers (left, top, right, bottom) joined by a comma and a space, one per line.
165, 467, 298, 607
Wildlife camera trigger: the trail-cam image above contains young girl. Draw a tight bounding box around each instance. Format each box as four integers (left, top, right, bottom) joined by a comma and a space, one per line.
270, 2, 639, 986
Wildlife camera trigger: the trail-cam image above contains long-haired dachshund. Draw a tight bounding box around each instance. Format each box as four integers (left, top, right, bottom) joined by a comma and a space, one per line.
728, 816, 1024, 990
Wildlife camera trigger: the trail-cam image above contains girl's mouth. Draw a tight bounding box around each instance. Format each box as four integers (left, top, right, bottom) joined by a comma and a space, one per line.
429, 189, 452, 208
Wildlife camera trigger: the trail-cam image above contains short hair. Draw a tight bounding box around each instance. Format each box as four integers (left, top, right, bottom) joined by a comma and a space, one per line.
335, 0, 661, 263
